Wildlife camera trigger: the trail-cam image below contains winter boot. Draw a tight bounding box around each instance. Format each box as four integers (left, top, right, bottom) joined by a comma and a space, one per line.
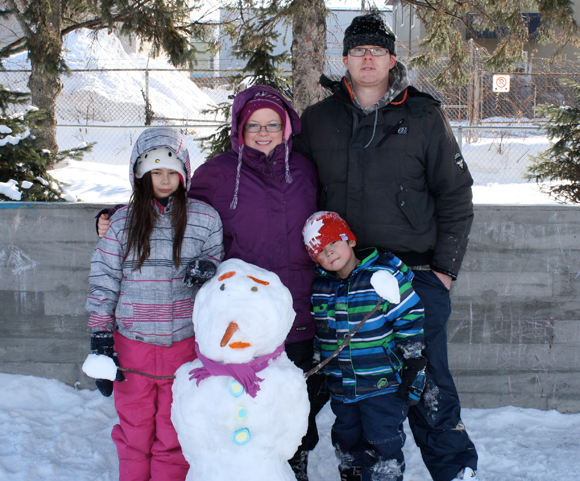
339, 466, 362, 481
289, 450, 309, 481
452, 467, 478, 480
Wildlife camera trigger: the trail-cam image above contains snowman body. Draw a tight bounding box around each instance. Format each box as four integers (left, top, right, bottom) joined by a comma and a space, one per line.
171, 259, 309, 481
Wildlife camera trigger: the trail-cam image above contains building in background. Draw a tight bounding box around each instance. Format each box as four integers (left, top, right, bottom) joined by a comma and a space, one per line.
387, 0, 580, 68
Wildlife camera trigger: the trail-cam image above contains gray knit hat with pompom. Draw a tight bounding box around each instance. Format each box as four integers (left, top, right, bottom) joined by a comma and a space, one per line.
343, 13, 396, 57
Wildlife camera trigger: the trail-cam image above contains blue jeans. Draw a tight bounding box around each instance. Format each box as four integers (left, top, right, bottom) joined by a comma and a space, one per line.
407, 270, 478, 481
331, 393, 408, 481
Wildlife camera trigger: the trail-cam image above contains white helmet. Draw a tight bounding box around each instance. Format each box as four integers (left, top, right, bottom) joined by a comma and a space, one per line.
134, 147, 187, 180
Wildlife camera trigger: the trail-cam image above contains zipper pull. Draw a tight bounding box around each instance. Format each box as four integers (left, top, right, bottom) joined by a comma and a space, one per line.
375, 118, 405, 149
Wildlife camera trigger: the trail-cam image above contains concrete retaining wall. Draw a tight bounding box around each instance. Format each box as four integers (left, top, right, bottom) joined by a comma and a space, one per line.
1, 203, 580, 412
449, 205, 580, 413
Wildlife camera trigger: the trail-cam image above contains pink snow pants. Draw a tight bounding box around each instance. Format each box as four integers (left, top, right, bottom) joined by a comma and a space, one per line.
112, 331, 197, 481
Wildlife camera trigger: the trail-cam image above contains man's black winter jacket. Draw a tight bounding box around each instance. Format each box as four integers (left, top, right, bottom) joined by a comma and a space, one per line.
294, 77, 474, 279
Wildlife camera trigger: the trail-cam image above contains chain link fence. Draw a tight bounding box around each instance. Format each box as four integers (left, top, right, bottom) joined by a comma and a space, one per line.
2, 54, 577, 185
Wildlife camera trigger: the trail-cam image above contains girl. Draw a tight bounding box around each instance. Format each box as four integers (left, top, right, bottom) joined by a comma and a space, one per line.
96, 88, 322, 480
86, 127, 224, 481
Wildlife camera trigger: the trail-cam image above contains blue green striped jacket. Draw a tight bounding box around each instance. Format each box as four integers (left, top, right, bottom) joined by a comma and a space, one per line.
311, 248, 425, 403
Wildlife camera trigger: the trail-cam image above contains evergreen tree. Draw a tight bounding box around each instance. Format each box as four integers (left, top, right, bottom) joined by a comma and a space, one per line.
199, 4, 291, 160
228, 5, 291, 93
0, 85, 91, 202
220, 0, 327, 114
198, 101, 234, 161
526, 79, 580, 204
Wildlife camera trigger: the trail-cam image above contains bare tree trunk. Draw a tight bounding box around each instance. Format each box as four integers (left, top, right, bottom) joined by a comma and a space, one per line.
28, 69, 62, 155
27, 0, 63, 160
291, 0, 327, 115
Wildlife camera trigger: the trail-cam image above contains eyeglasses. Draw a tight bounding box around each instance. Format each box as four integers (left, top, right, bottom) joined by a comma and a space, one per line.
243, 123, 283, 133
348, 47, 389, 57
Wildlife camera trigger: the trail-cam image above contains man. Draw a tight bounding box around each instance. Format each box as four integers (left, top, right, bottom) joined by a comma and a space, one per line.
294, 13, 478, 481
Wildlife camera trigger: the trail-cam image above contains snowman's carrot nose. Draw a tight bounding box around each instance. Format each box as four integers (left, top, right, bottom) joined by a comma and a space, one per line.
220, 322, 239, 347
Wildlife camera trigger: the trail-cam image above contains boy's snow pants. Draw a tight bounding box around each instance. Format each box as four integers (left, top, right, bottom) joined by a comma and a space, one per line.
408, 270, 478, 481
330, 393, 408, 481
112, 332, 197, 481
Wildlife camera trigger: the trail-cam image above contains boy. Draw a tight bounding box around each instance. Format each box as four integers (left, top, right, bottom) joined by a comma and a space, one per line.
303, 211, 426, 481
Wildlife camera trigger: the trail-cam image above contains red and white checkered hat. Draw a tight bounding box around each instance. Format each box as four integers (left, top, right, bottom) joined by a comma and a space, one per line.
302, 211, 356, 263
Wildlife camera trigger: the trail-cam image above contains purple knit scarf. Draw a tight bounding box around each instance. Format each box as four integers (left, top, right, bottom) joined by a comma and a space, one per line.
189, 342, 285, 398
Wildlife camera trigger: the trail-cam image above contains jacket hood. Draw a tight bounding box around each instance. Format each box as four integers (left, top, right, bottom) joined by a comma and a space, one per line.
129, 127, 192, 191
230, 85, 301, 154
377, 60, 410, 110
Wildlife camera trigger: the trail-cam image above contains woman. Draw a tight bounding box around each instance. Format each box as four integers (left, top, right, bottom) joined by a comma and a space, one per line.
188, 85, 321, 480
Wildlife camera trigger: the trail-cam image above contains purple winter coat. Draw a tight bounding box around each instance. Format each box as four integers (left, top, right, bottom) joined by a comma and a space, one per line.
188, 85, 319, 344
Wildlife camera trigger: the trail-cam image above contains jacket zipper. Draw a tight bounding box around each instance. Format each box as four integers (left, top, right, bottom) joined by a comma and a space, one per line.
383, 344, 403, 384
265, 153, 278, 181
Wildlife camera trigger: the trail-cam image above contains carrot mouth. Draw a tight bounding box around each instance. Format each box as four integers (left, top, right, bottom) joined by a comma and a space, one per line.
229, 342, 251, 349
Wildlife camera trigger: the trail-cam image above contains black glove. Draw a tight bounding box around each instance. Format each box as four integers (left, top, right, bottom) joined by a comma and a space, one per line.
90, 331, 125, 397
306, 370, 326, 402
397, 356, 427, 406
305, 352, 330, 415
183, 258, 217, 287
306, 371, 330, 417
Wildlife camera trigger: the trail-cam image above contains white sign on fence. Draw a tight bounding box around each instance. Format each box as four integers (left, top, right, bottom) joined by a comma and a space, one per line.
493, 74, 510, 92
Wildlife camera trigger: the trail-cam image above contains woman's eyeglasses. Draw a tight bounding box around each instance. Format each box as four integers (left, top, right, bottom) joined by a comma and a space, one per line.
243, 123, 283, 133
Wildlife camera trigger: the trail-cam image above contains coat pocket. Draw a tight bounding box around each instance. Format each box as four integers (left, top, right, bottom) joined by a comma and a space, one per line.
382, 342, 403, 384
115, 292, 134, 330
312, 303, 331, 334
396, 186, 434, 231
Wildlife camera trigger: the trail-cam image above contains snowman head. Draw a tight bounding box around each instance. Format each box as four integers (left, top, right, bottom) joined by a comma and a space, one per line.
193, 259, 296, 364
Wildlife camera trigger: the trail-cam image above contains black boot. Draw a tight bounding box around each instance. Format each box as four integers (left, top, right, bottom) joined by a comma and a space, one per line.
289, 450, 309, 481
339, 466, 362, 481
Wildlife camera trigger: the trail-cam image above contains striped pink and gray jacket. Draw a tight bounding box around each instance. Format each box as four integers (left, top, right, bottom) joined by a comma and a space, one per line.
86, 197, 224, 347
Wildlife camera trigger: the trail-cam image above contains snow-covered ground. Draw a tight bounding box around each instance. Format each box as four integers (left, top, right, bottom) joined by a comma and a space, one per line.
2, 372, 580, 481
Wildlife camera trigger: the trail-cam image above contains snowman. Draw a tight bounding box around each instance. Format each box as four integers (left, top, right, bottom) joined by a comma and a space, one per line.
171, 258, 309, 481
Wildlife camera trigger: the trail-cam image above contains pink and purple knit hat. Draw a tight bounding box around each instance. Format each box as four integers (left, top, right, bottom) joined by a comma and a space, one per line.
237, 91, 292, 145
